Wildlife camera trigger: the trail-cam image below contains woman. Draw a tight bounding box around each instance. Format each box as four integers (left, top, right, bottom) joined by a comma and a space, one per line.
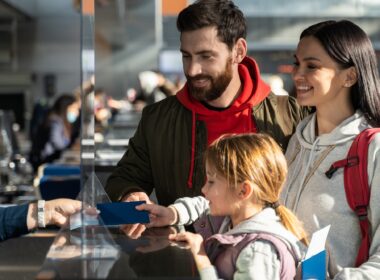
282, 20, 380, 279
29, 94, 80, 171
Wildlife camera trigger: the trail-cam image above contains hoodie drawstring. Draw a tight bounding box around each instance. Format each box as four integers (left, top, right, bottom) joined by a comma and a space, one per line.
292, 139, 320, 212
249, 107, 254, 131
187, 110, 196, 189
283, 142, 305, 206
291, 139, 337, 212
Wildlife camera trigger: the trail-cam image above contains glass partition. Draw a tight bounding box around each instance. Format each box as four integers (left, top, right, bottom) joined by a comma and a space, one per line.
38, 1, 120, 278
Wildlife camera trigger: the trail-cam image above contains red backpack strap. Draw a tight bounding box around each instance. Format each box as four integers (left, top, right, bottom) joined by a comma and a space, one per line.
325, 128, 380, 266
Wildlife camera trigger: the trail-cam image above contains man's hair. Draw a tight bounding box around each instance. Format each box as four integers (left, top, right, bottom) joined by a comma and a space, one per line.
177, 0, 247, 50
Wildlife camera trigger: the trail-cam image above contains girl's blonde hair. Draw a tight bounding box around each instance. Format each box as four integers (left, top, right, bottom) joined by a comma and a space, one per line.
205, 133, 308, 245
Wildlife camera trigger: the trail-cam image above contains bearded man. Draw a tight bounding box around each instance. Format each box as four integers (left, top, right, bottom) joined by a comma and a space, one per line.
105, 0, 304, 209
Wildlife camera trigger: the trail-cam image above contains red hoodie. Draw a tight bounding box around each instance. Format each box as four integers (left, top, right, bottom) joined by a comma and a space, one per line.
176, 56, 270, 187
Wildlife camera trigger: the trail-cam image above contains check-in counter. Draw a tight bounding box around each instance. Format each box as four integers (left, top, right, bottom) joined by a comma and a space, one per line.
0, 226, 199, 279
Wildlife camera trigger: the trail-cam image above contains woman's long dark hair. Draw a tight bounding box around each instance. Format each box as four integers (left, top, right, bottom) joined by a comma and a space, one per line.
301, 20, 380, 127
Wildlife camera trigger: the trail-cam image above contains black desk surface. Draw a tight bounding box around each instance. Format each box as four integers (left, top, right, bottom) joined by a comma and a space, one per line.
0, 227, 199, 280
0, 233, 55, 280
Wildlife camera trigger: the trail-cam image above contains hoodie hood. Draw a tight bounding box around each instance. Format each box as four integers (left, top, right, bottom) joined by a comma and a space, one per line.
176, 56, 270, 188
296, 110, 369, 149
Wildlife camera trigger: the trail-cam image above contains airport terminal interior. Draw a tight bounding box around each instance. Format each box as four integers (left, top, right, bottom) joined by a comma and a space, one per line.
0, 0, 380, 279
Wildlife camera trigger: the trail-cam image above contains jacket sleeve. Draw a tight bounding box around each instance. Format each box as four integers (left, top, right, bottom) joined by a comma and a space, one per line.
198, 266, 220, 280
172, 196, 209, 225
333, 135, 380, 280
105, 109, 154, 202
0, 204, 29, 241
253, 92, 308, 152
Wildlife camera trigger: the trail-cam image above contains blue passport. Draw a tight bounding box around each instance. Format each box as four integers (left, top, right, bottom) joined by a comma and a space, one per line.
97, 201, 150, 226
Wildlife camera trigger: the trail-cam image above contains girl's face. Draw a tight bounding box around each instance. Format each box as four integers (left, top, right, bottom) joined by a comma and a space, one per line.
201, 161, 239, 216
292, 36, 352, 110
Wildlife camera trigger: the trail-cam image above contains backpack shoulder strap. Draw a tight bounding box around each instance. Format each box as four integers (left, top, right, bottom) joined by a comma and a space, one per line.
325, 128, 380, 266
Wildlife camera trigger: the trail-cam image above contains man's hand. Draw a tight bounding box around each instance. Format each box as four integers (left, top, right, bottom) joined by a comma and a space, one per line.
120, 223, 147, 239
135, 204, 178, 227
119, 191, 152, 238
122, 191, 151, 204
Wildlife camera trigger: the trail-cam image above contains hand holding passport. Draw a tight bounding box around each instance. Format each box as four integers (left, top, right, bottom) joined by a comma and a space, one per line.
97, 201, 150, 226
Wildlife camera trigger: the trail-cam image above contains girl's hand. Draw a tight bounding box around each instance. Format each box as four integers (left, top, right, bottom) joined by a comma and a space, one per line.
169, 231, 203, 254
136, 203, 178, 227
169, 232, 212, 270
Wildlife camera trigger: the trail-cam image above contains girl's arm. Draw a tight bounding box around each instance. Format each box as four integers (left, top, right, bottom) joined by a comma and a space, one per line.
169, 232, 219, 280
172, 196, 209, 225
136, 196, 209, 227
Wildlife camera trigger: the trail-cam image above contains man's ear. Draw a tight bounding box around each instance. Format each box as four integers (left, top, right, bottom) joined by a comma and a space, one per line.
233, 38, 247, 64
344, 66, 358, 88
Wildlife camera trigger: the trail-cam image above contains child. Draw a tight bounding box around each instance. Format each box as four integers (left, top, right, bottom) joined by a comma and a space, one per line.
138, 133, 308, 280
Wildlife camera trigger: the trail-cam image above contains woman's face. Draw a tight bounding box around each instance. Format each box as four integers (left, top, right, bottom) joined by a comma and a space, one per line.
66, 102, 80, 123
292, 36, 352, 109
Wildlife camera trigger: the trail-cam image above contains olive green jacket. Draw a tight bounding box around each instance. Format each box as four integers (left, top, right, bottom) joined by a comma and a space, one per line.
105, 93, 305, 206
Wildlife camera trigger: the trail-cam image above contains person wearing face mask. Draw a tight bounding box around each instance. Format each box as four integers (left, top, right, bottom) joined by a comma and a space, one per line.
29, 94, 80, 172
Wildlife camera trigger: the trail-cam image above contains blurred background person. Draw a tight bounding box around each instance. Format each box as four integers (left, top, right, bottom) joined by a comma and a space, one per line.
133, 70, 178, 111
267, 75, 289, 96
29, 94, 80, 172
94, 88, 112, 127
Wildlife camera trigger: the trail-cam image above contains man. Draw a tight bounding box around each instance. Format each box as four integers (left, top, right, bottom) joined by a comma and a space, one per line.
105, 0, 304, 206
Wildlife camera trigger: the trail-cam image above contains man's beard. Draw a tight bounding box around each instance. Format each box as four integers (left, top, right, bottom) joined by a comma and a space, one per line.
186, 58, 233, 102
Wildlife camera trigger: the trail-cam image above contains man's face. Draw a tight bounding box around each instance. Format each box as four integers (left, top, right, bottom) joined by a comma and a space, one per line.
180, 26, 234, 102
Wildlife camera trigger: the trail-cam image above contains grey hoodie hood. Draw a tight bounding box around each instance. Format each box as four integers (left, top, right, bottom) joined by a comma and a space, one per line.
296, 110, 368, 148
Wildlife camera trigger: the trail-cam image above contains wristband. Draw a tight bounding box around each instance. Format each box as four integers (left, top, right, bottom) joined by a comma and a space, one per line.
37, 200, 46, 228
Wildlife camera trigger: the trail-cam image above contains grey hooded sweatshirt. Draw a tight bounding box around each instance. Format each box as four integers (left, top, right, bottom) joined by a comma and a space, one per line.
172, 198, 306, 280
281, 110, 380, 279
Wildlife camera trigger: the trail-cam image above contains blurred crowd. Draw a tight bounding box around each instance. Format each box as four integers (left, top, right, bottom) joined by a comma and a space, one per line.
25, 70, 183, 174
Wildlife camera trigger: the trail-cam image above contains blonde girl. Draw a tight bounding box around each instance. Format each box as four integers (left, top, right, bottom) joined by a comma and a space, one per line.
138, 133, 307, 280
